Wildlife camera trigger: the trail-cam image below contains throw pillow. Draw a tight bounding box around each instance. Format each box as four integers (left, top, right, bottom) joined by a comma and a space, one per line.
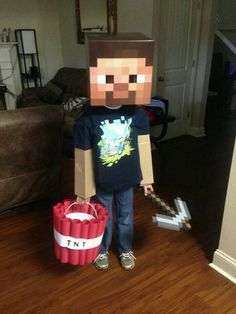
63, 96, 89, 112
39, 80, 64, 104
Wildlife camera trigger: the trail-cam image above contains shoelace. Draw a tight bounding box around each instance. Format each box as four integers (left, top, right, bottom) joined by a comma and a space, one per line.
119, 252, 136, 260
95, 253, 108, 262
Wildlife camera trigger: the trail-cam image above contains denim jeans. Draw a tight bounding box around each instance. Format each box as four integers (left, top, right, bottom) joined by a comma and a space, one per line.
95, 186, 134, 254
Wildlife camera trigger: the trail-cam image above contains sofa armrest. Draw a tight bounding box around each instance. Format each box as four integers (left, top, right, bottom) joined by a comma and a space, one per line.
18, 87, 43, 108
22, 87, 42, 100
0, 105, 64, 211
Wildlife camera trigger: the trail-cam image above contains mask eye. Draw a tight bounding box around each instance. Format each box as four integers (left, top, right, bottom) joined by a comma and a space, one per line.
97, 75, 106, 84
137, 74, 145, 83
129, 75, 137, 83
106, 75, 114, 83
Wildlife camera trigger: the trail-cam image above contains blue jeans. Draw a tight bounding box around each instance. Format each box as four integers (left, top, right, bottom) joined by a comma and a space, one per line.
95, 186, 134, 254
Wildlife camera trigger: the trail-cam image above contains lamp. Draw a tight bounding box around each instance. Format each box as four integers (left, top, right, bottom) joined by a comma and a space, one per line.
15, 29, 42, 88
16, 29, 37, 54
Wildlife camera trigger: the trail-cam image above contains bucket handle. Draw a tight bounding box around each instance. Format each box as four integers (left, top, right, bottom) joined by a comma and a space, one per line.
64, 201, 98, 219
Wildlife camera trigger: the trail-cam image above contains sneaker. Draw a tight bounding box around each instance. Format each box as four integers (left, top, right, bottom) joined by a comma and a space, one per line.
94, 253, 109, 270
119, 252, 136, 270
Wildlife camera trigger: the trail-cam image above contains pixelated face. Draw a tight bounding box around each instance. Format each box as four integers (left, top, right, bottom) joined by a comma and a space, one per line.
89, 57, 153, 106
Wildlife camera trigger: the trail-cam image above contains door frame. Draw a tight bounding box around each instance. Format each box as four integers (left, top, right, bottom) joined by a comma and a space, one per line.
152, 0, 217, 139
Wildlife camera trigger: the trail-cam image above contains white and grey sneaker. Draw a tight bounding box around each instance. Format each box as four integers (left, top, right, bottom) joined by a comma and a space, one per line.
119, 251, 136, 270
94, 253, 109, 270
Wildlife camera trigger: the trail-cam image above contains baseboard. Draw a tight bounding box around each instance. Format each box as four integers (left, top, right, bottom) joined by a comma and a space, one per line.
209, 249, 236, 284
187, 126, 205, 137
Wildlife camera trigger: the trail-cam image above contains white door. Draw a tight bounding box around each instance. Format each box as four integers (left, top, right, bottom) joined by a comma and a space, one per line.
153, 0, 201, 138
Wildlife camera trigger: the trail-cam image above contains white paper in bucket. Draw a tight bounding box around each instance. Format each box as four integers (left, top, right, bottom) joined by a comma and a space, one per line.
64, 202, 98, 221
65, 213, 95, 221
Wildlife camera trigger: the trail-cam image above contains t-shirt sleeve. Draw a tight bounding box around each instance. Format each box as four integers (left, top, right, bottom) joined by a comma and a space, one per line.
74, 115, 93, 150
134, 106, 150, 135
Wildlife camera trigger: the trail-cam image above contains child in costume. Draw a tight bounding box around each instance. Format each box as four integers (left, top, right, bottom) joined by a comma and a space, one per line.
74, 33, 155, 270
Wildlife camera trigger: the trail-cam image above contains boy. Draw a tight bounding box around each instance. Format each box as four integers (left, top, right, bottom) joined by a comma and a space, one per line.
74, 33, 154, 270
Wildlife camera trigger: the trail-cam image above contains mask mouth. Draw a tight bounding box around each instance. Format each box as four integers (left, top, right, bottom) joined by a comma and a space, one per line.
113, 90, 129, 99
104, 90, 136, 106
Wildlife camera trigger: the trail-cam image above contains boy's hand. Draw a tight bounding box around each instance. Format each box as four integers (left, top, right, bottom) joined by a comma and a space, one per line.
142, 184, 154, 196
76, 195, 90, 205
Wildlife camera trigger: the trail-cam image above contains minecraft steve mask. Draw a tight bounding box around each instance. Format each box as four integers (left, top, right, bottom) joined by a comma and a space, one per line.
87, 33, 154, 106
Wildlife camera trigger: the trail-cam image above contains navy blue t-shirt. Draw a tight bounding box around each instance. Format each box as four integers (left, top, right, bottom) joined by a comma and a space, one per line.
74, 105, 149, 192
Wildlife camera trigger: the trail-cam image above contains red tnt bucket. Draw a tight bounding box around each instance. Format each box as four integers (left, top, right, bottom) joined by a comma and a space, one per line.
53, 199, 108, 265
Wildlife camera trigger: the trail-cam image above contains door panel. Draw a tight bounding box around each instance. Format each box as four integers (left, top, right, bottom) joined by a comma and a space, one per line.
165, 84, 185, 120
154, 0, 201, 138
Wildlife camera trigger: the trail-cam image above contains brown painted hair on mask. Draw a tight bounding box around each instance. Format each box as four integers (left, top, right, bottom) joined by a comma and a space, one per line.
87, 33, 154, 67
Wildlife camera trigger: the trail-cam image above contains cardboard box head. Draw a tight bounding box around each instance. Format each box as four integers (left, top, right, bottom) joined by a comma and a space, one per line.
87, 33, 154, 107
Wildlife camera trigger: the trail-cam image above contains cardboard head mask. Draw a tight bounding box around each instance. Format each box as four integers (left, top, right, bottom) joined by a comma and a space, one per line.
87, 33, 154, 106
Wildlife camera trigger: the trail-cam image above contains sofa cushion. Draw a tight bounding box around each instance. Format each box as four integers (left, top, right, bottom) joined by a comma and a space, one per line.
39, 80, 64, 104
53, 67, 89, 97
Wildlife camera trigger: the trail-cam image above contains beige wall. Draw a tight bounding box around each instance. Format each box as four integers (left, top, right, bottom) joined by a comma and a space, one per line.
58, 0, 154, 69
0, 0, 63, 85
0, 0, 155, 86
37, 0, 63, 82
217, 0, 236, 29
219, 139, 236, 259
57, 0, 87, 68
210, 139, 236, 283
118, 0, 153, 36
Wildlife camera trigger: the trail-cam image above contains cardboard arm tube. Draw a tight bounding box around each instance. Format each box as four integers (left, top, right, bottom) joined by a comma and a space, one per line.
138, 134, 154, 185
74, 148, 96, 199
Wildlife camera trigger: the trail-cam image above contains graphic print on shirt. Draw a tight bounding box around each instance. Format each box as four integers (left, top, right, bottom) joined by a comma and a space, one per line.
98, 116, 134, 167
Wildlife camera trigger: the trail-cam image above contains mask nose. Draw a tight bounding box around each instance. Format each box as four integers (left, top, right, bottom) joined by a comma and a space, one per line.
113, 83, 129, 98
